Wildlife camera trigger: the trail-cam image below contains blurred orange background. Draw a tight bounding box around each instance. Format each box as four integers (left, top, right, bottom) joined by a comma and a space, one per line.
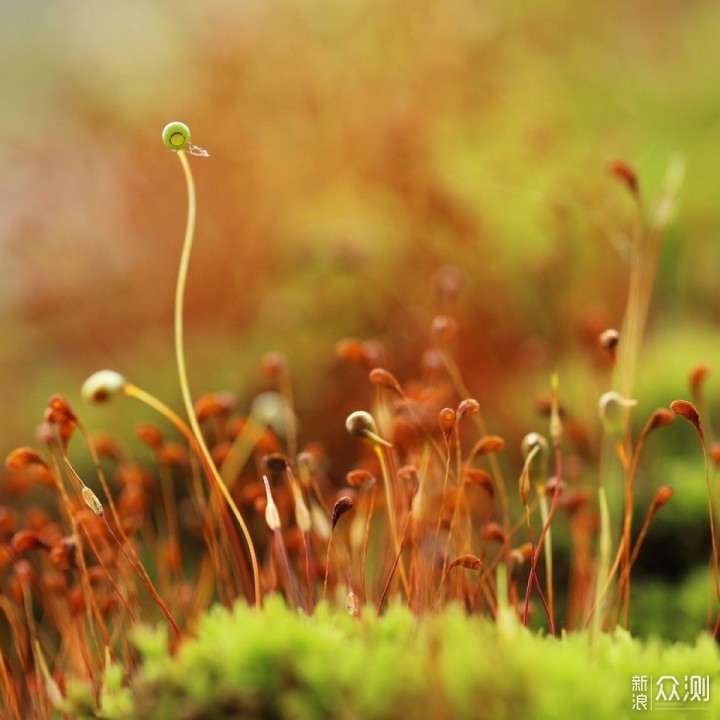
2, 0, 720, 459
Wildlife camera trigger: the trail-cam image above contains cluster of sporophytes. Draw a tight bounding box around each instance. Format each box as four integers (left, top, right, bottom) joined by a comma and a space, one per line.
1, 125, 717, 718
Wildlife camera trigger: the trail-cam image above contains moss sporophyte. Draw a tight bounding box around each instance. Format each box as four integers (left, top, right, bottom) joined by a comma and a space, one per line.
2, 127, 718, 719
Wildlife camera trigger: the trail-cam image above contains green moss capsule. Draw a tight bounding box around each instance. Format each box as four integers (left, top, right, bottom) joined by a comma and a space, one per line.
162, 121, 191, 151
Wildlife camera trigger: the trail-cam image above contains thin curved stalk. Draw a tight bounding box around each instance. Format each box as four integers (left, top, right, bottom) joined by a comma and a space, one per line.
174, 150, 261, 608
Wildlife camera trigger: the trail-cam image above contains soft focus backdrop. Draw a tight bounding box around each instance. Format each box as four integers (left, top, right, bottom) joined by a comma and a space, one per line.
2, 0, 720, 458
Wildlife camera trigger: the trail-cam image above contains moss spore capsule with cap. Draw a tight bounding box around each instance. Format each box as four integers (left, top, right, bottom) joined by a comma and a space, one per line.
162, 121, 191, 151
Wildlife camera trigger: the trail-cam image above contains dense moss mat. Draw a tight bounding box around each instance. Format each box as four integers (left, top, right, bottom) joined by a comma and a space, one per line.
64, 596, 720, 720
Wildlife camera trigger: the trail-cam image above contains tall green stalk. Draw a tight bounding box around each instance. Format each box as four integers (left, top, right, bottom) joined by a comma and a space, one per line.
169, 133, 261, 608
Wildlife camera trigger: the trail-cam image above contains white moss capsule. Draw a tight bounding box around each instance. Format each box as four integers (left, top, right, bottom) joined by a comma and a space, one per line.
292, 487, 312, 533
81, 370, 127, 403
520, 432, 549, 496
81, 486, 104, 516
162, 121, 191, 151
345, 410, 392, 448
599, 391, 637, 438
262, 476, 281, 531
521, 432, 549, 460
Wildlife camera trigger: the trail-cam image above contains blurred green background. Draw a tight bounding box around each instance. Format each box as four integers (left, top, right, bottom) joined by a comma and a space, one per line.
2, 0, 720, 635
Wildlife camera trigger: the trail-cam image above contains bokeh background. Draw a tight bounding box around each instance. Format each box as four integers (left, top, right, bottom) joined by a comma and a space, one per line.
2, 0, 720, 637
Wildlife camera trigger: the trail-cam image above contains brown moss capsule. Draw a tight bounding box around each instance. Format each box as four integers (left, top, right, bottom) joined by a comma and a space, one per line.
114, 463, 146, 488
468, 435, 505, 458
263, 453, 289, 474
261, 352, 287, 379
336, 339, 383, 366
544, 476, 565, 497
369, 368, 405, 398
194, 393, 235, 423
158, 442, 189, 466
91, 433, 124, 462
432, 264, 466, 304
118, 484, 149, 517
438, 407, 456, 437
646, 408, 676, 433
0, 506, 19, 535
48, 394, 77, 423
652, 486, 674, 511
49, 539, 76, 570
607, 159, 639, 197
331, 496, 355, 530
689, 364, 710, 401
561, 489, 594, 515
710, 444, 720, 467
447, 554, 483, 572
135, 423, 165, 449
255, 429, 281, 454
670, 399, 703, 437
5, 447, 49, 471
346, 469, 374, 487
463, 468, 493, 494
39, 522, 63, 548
431, 315, 458, 344
509, 543, 533, 572
11, 529, 48, 554
13, 558, 35, 587
457, 398, 480, 419
481, 522, 507, 544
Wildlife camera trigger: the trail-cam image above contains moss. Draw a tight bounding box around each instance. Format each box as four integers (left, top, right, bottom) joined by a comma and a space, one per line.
63, 595, 720, 720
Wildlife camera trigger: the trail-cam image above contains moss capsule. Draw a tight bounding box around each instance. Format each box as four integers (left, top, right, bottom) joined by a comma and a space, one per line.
162, 121, 191, 151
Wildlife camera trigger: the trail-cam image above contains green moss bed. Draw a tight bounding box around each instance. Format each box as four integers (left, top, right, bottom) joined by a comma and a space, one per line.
63, 596, 720, 720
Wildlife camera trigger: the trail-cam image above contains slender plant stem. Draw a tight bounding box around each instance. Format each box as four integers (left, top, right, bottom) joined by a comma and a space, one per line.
122, 382, 252, 600
591, 486, 612, 636
322, 532, 335, 602
0, 654, 22, 720
174, 149, 261, 608
361, 486, 376, 605
102, 517, 182, 639
538, 494, 554, 626
439, 350, 510, 532
374, 446, 410, 597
